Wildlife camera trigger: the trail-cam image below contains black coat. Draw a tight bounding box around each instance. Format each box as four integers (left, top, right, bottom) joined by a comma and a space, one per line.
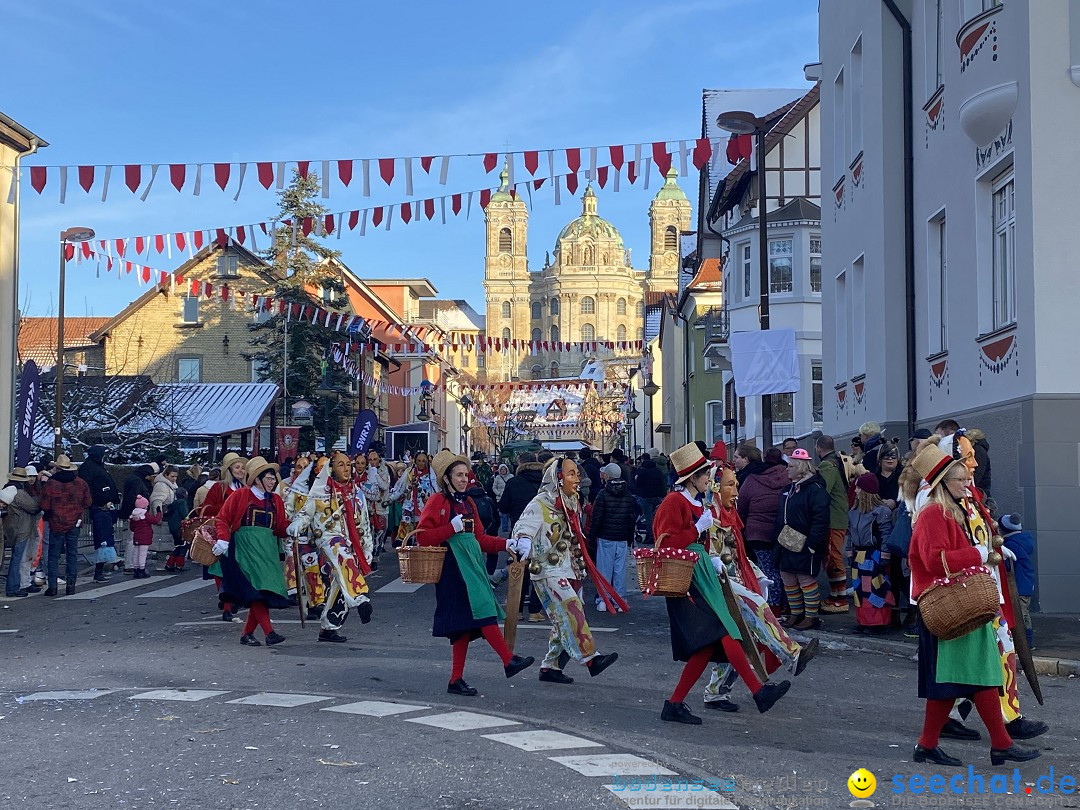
466, 486, 499, 535
580, 457, 603, 503
588, 480, 640, 543
773, 473, 831, 576
119, 474, 152, 520
632, 458, 667, 499
78, 457, 117, 509
499, 462, 544, 528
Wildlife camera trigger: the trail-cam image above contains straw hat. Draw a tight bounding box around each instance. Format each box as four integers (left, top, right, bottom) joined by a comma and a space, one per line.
670, 442, 711, 486
910, 442, 959, 491
245, 456, 280, 486
431, 449, 468, 483
219, 452, 243, 479
7, 467, 30, 482
53, 454, 76, 471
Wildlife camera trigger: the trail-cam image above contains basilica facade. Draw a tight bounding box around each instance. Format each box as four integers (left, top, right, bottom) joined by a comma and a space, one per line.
482, 167, 692, 382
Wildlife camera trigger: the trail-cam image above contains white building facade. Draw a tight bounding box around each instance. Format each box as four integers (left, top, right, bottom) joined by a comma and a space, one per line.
819, 0, 1080, 611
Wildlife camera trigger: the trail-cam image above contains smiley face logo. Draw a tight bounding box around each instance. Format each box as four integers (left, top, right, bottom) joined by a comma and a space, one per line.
847, 768, 876, 799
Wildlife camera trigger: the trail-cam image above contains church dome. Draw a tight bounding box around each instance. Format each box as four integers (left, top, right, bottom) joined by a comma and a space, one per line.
555, 185, 625, 249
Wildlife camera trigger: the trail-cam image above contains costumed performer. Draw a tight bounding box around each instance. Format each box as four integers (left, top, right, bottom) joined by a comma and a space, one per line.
390, 451, 439, 546
201, 452, 248, 622
281, 458, 328, 622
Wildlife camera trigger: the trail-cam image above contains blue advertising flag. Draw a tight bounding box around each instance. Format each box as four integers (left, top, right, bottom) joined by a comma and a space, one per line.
15, 360, 40, 467
350, 409, 379, 455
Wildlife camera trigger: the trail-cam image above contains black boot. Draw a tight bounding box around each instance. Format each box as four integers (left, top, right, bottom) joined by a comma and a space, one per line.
705, 699, 739, 712
265, 631, 286, 646
538, 668, 574, 684
504, 654, 535, 678
752, 680, 791, 713
45, 587, 58, 597
240, 634, 261, 646
794, 637, 819, 676
447, 679, 478, 696
318, 630, 348, 643
587, 652, 619, 677
990, 744, 1041, 766
65, 584, 76, 596
306, 606, 323, 621
661, 700, 702, 725
93, 564, 110, 583
940, 718, 981, 740
1004, 716, 1049, 740
913, 745, 962, 766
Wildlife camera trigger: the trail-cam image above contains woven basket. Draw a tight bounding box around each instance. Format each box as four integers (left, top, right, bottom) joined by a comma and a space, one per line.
397, 529, 446, 584
633, 533, 698, 597
188, 518, 223, 567
180, 507, 213, 545
918, 554, 999, 640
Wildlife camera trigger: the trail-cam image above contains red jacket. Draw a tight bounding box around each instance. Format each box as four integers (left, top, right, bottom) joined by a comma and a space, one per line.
909, 502, 984, 601
214, 487, 288, 541
130, 511, 162, 546
416, 492, 505, 554
201, 480, 243, 518
39, 472, 92, 533
653, 490, 705, 551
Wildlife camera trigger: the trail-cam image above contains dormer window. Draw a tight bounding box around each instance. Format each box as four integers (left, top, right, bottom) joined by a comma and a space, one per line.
217, 253, 239, 278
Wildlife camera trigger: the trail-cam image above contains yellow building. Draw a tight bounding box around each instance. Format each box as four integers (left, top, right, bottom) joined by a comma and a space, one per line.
483, 167, 691, 382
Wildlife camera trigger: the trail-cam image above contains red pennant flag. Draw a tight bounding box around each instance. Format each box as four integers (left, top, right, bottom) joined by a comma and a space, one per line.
533, 178, 546, 189
160, 272, 168, 286
451, 194, 462, 215
193, 230, 204, 250
597, 166, 609, 189
420, 156, 434, 173
221, 284, 230, 301
141, 266, 151, 283
214, 163, 231, 190
204, 282, 213, 298
379, 157, 395, 185
135, 236, 146, 255
565, 148, 581, 173
191, 279, 201, 296
81, 241, 92, 259
483, 152, 498, 172
348, 210, 360, 230
30, 166, 47, 194
324, 214, 335, 234
479, 189, 491, 209
609, 145, 625, 171
524, 151, 539, 175
115, 239, 126, 257
170, 164, 186, 191
297, 161, 310, 178
257, 162, 274, 188
176, 274, 185, 285
215, 228, 228, 247
175, 232, 186, 252
727, 134, 752, 165
63, 244, 75, 261
124, 261, 133, 275
300, 217, 314, 236
424, 198, 435, 220
236, 225, 247, 245
652, 142, 672, 176
78, 165, 95, 193
372, 207, 384, 227
627, 162, 638, 184
692, 137, 713, 170
566, 173, 579, 195
154, 234, 165, 254
264, 297, 273, 312
124, 165, 141, 193
400, 203, 411, 224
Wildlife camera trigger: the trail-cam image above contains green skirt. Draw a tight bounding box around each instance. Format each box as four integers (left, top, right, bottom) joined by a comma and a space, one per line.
935, 622, 1002, 686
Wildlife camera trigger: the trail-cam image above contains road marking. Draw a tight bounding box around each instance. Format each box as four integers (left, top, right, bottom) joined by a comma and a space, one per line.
323, 700, 431, 717
0, 629, 19, 634
548, 754, 678, 777
130, 689, 229, 702
226, 693, 329, 708
482, 729, 604, 752
58, 575, 176, 600
605, 785, 737, 809
18, 689, 119, 701
143, 579, 215, 598
405, 710, 521, 731
516, 624, 617, 633
375, 578, 425, 594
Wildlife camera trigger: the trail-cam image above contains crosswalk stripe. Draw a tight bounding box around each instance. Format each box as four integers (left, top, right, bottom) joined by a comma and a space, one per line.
375, 578, 425, 594
404, 711, 521, 731
323, 700, 430, 717
482, 730, 604, 752
58, 575, 176, 600
143, 578, 215, 598
226, 693, 329, 708
547, 754, 678, 777
0, 629, 19, 634
604, 785, 737, 809
130, 689, 230, 702
18, 689, 119, 701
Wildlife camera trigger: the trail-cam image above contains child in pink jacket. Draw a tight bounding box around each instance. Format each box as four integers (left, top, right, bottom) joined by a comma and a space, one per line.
129, 495, 160, 579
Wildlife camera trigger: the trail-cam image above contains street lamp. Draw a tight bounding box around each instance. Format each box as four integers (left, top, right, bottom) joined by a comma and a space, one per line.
716, 109, 773, 449
627, 404, 641, 456
642, 378, 659, 451
459, 394, 472, 457
56, 226, 96, 456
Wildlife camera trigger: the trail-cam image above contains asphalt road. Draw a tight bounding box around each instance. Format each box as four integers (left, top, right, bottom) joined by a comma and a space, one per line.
1, 552, 1077, 810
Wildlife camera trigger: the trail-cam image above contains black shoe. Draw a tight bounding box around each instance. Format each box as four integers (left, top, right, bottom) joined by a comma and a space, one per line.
318, 630, 348, 643
538, 668, 574, 684
93, 574, 111, 583
45, 588, 58, 597
753, 680, 791, 713
26, 585, 42, 593
240, 634, 261, 646
65, 585, 76, 596
794, 637, 819, 677
704, 699, 739, 712
5, 592, 28, 598
991, 744, 1041, 766
914, 744, 962, 767
1005, 717, 1048, 740
504, 655, 535, 678
287, 594, 298, 607
587, 652, 618, 677
661, 700, 702, 725
265, 631, 286, 646
357, 601, 373, 624
306, 606, 323, 621
222, 611, 234, 622
940, 718, 982, 741
447, 679, 478, 696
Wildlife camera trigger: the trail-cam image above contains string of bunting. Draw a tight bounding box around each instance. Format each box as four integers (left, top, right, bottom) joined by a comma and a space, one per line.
13, 138, 716, 203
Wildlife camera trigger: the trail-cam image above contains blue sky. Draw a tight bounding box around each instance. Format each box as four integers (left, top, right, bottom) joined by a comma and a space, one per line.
7, 0, 819, 318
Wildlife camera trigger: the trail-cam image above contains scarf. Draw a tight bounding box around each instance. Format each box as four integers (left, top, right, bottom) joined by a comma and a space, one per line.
556, 494, 629, 614
714, 502, 760, 597
329, 477, 370, 575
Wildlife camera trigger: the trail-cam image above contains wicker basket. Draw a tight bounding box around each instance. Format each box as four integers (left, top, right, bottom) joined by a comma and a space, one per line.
632, 533, 698, 597
397, 529, 446, 584
188, 518, 223, 567
918, 554, 999, 640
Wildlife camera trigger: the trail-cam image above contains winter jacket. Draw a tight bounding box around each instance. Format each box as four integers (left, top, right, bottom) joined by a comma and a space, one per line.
150, 474, 178, 542
40, 469, 92, 533
816, 452, 850, 530
969, 430, 992, 495
491, 472, 512, 504
119, 467, 153, 520
78, 452, 118, 508
169, 489, 190, 538
466, 486, 499, 536
580, 457, 603, 503
875, 468, 901, 505
130, 509, 162, 546
499, 461, 545, 528
847, 505, 893, 550
632, 457, 668, 499
1002, 530, 1035, 596
908, 503, 984, 601
861, 435, 884, 474
736, 463, 790, 545
773, 474, 831, 576
885, 500, 913, 557
2, 485, 41, 546
588, 479, 640, 543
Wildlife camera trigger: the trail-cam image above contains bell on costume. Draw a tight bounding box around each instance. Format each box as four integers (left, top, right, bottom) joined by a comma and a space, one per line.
546, 551, 561, 565
529, 561, 543, 575
555, 540, 568, 552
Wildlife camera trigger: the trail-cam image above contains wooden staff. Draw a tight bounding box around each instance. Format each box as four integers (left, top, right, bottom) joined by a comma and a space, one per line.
503, 551, 526, 652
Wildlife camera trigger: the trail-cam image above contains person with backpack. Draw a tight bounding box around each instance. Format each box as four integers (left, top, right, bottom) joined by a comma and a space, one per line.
78, 444, 119, 582
588, 463, 639, 611
848, 473, 894, 632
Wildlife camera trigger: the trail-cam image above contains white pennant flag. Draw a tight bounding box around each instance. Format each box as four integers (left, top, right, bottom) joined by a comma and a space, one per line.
166, 232, 173, 260
193, 164, 203, 196
140, 164, 159, 201
505, 153, 514, 188
321, 160, 330, 198
362, 159, 371, 196
100, 165, 112, 202
613, 163, 620, 192
439, 155, 449, 185
679, 140, 689, 178
404, 157, 414, 196
440, 196, 446, 224
5, 168, 15, 205
359, 209, 368, 235
275, 162, 286, 189
588, 146, 597, 181
553, 175, 561, 206
466, 191, 473, 219
233, 163, 247, 201
335, 212, 343, 239
58, 165, 68, 204
643, 158, 652, 189
547, 149, 554, 180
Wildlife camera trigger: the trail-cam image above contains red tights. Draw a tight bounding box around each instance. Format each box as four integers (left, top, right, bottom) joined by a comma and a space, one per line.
242, 601, 273, 637
450, 626, 513, 682
213, 576, 233, 613
918, 689, 1012, 749
669, 637, 763, 704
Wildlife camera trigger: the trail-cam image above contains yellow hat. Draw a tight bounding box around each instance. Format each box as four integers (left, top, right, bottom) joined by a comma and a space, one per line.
431, 449, 468, 483
220, 452, 243, 481
245, 456, 280, 486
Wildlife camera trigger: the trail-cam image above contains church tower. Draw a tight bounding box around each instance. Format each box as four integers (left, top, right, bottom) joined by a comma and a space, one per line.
647, 168, 692, 293
483, 167, 529, 380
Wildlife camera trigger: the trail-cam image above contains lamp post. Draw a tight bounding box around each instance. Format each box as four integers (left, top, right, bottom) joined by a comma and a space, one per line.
459, 393, 472, 457
55, 226, 95, 456
716, 110, 773, 449
642, 378, 659, 451
627, 404, 641, 457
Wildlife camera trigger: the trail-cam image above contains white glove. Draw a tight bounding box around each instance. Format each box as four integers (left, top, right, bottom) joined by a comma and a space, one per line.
694, 513, 714, 534
286, 520, 302, 538
507, 537, 531, 558
977, 544, 989, 563
1000, 545, 1017, 562
710, 556, 724, 574
450, 515, 465, 533
211, 540, 229, 557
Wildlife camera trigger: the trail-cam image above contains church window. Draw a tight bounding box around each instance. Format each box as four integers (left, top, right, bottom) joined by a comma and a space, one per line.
532, 328, 542, 343
550, 325, 560, 343
581, 323, 595, 342
617, 325, 627, 342
550, 297, 560, 315
501, 300, 512, 319
550, 361, 559, 378
581, 296, 595, 315
502, 327, 511, 341
531, 301, 541, 320
499, 227, 513, 253
531, 364, 544, 380
664, 226, 678, 251
616, 298, 627, 315
636, 300, 644, 317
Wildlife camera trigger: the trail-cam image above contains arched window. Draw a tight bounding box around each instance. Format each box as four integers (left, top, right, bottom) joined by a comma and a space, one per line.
501, 300, 512, 319
550, 297, 560, 315
636, 300, 644, 317
531, 301, 541, 320
581, 323, 595, 342
637, 327, 645, 341
499, 227, 513, 253
581, 296, 595, 315
502, 327, 511, 341
616, 297, 627, 315
531, 364, 544, 380
531, 328, 542, 343
617, 325, 627, 342
550, 325, 560, 343
664, 226, 678, 251
550, 361, 559, 378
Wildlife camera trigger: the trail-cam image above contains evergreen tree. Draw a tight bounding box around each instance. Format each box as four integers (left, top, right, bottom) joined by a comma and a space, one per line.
246, 171, 354, 449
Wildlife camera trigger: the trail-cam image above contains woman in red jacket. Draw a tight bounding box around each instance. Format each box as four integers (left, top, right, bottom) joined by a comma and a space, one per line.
416, 450, 534, 696
907, 444, 1039, 767
653, 443, 791, 725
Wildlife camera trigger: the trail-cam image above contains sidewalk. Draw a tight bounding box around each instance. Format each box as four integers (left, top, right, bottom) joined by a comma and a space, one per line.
796, 606, 1080, 678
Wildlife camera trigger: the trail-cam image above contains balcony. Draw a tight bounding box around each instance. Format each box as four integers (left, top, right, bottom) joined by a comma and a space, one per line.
955, 3, 1017, 146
